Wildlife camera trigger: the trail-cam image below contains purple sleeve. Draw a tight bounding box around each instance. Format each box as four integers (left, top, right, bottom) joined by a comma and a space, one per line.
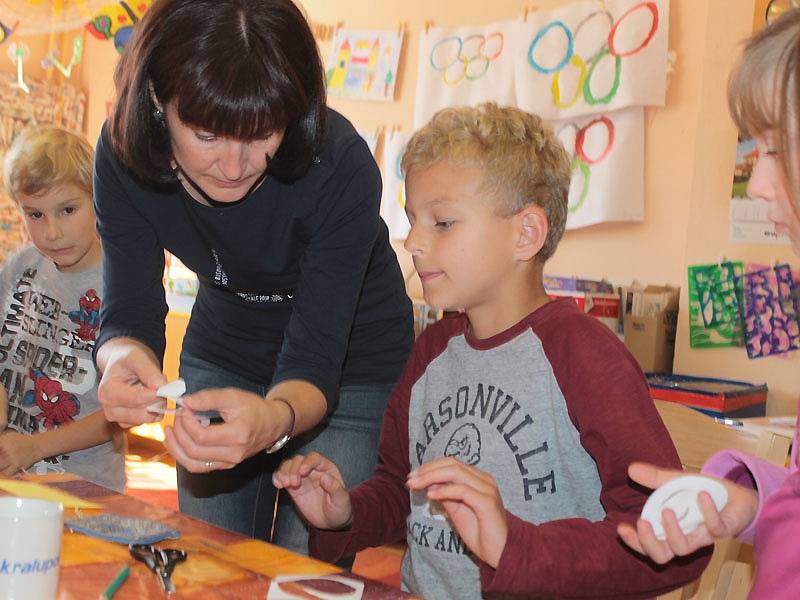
480, 312, 710, 598
702, 450, 790, 543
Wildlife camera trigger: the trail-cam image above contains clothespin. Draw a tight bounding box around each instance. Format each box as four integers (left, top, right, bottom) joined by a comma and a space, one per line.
424, 20, 434, 34
397, 22, 405, 38
335, 21, 343, 35
523, 5, 539, 23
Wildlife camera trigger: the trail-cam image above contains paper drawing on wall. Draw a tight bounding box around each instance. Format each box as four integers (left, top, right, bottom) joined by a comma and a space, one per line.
326, 29, 403, 102
414, 20, 516, 127
688, 262, 745, 348
552, 106, 644, 229
0, 0, 109, 34
739, 264, 800, 359
85, 1, 153, 53
381, 131, 411, 240
0, 18, 18, 44
729, 137, 788, 245
514, 0, 669, 120
356, 128, 380, 157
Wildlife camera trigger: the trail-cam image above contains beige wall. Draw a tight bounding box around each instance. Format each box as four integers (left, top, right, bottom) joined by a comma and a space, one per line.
305, 0, 799, 415
8, 0, 798, 415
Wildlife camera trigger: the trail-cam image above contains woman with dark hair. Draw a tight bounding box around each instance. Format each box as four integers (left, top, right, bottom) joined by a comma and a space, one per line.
94, 0, 413, 559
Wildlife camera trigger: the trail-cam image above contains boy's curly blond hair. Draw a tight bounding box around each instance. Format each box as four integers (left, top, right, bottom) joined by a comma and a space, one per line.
402, 102, 571, 260
4, 126, 94, 202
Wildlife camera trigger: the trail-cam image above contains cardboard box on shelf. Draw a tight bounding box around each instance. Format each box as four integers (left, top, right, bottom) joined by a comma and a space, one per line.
623, 284, 680, 373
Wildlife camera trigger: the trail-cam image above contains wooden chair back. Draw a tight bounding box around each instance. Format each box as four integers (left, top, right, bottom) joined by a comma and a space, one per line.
653, 400, 790, 600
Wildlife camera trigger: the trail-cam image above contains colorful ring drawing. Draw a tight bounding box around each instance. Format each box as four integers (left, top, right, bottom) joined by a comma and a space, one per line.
572, 9, 614, 62
552, 55, 587, 108
608, 2, 659, 57
527, 1, 659, 109
430, 36, 462, 71
528, 21, 574, 74
569, 157, 591, 214
430, 32, 503, 85
583, 48, 622, 106
575, 116, 615, 165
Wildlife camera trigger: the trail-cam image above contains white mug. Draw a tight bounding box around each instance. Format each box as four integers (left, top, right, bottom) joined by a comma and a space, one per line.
0, 497, 64, 600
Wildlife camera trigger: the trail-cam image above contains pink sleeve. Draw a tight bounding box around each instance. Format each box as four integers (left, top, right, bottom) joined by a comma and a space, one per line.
702, 450, 790, 544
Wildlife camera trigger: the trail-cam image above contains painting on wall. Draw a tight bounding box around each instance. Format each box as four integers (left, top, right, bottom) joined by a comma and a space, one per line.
729, 137, 789, 245
381, 131, 411, 240
514, 0, 669, 120
326, 28, 404, 102
553, 106, 644, 229
85, 1, 154, 53
414, 20, 516, 128
688, 262, 745, 348
739, 263, 800, 359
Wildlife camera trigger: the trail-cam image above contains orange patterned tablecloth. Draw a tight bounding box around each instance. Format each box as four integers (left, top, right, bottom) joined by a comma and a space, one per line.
1, 473, 416, 600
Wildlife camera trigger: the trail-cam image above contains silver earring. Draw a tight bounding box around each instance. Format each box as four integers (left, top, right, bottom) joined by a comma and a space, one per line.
153, 107, 165, 123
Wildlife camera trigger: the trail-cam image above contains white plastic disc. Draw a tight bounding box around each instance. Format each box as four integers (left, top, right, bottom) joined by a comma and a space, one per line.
641, 474, 728, 540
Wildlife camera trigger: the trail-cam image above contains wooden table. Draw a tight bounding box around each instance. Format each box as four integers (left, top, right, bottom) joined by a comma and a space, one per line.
0, 473, 416, 600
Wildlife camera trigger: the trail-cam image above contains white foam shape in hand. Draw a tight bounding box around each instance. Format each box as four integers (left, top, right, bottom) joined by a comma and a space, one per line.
157, 379, 186, 399
641, 474, 728, 540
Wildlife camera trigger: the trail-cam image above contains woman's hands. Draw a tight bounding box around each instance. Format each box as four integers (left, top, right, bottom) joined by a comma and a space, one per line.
164, 388, 296, 472
96, 337, 167, 428
273, 451, 353, 530
407, 457, 508, 569
617, 462, 759, 564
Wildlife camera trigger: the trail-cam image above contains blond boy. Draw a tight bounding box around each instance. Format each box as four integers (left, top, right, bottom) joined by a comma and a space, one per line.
274, 104, 708, 598
0, 127, 125, 490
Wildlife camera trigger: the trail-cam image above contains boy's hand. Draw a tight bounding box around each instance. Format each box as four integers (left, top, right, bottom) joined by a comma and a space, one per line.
0, 431, 40, 476
272, 452, 353, 530
617, 462, 759, 564
407, 457, 508, 569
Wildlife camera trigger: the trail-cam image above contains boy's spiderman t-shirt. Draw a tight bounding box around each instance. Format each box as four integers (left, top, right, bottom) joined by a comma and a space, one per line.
0, 245, 125, 491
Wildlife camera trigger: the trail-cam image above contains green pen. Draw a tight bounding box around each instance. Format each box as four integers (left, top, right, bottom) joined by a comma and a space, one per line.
99, 564, 131, 600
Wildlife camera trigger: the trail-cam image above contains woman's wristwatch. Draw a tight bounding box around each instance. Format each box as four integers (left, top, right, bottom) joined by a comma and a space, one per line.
265, 397, 296, 454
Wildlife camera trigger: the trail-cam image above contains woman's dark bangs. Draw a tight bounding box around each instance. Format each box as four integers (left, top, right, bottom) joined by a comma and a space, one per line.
172, 56, 304, 140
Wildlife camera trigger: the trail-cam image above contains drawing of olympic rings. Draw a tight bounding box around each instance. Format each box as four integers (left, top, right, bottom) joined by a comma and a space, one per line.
556, 116, 615, 213
430, 33, 503, 85
528, 1, 658, 108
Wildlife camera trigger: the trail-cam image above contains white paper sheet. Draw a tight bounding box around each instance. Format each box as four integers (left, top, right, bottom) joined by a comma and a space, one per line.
729, 197, 790, 245
381, 131, 412, 239
355, 128, 380, 157
515, 0, 669, 120
414, 20, 517, 128
551, 106, 644, 229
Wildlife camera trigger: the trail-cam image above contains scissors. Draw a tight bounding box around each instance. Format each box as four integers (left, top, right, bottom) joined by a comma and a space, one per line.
129, 544, 187, 594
